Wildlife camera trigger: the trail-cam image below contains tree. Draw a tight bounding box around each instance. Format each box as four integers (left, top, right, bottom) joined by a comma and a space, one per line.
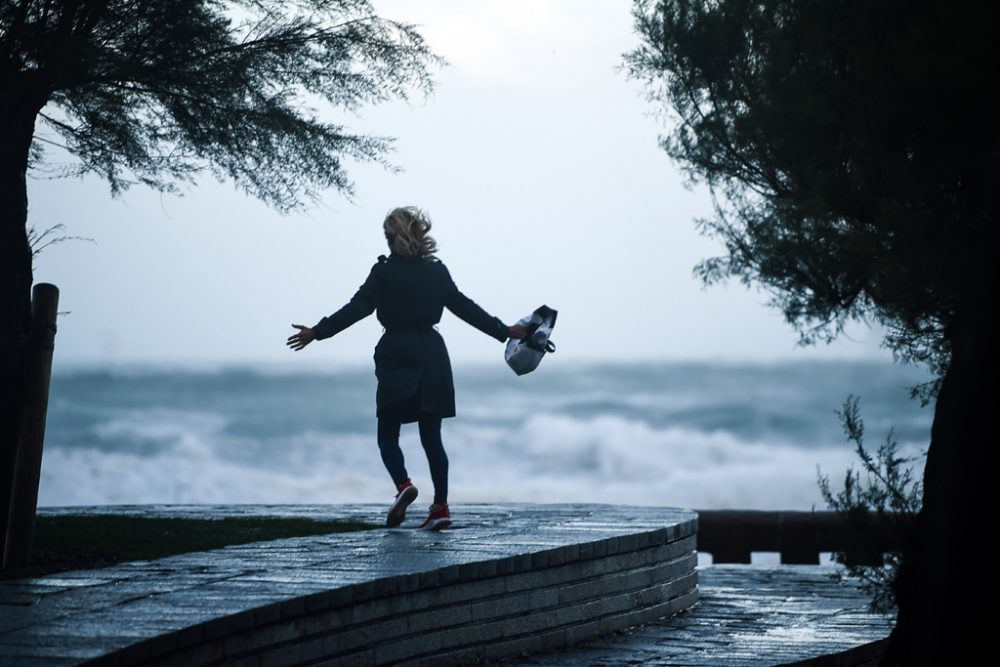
1, 0, 438, 542
625, 1, 994, 663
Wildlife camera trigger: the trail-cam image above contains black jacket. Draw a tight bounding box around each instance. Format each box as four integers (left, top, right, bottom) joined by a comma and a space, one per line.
312, 254, 509, 420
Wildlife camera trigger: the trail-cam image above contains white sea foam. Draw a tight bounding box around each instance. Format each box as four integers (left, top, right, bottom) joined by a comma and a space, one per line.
91, 408, 227, 458
39, 407, 926, 510
444, 413, 926, 509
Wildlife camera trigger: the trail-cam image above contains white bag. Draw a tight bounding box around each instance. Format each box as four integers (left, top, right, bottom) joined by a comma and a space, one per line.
505, 305, 557, 376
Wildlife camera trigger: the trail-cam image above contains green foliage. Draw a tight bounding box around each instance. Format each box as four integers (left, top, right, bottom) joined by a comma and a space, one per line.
2, 0, 441, 210
817, 395, 924, 614
624, 0, 1000, 393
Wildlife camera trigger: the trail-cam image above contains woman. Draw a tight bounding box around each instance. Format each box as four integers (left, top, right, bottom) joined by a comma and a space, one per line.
287, 207, 526, 530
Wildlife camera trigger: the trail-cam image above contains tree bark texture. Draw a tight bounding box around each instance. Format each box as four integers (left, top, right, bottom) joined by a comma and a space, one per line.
0, 84, 45, 550
882, 187, 996, 666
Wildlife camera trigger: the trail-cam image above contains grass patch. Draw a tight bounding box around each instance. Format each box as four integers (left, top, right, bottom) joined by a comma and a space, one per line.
2, 515, 375, 580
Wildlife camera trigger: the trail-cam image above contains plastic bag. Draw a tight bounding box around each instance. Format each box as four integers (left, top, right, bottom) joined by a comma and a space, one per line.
505, 305, 557, 375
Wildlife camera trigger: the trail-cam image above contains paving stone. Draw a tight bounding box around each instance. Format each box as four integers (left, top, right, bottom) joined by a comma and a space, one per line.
507, 565, 893, 666
0, 504, 885, 666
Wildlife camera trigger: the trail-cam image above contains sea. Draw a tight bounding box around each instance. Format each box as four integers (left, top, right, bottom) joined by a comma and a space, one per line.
38, 360, 933, 511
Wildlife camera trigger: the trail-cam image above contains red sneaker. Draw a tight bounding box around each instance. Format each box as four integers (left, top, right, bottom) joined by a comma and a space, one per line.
386, 480, 418, 528
417, 503, 452, 531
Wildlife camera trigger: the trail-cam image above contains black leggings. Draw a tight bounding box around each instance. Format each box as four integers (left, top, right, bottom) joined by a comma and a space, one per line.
377, 414, 448, 504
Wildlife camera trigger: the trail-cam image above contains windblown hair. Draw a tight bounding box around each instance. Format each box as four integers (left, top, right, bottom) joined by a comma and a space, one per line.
383, 206, 438, 257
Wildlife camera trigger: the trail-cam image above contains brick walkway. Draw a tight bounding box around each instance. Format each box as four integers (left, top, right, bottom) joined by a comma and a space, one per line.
0, 505, 893, 666
507, 565, 894, 666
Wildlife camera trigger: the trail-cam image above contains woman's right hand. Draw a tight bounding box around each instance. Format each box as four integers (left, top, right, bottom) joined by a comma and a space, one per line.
507, 325, 528, 340
287, 324, 316, 351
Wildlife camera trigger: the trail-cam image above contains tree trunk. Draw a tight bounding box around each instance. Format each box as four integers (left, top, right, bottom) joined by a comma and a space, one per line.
881, 206, 996, 665
0, 86, 45, 549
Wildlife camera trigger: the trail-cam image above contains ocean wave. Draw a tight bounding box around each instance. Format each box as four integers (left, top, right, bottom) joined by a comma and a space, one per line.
39, 410, 927, 511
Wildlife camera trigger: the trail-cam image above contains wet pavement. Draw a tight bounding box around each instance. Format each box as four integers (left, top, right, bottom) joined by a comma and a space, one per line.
0, 505, 892, 666
507, 564, 894, 666
1, 504, 696, 666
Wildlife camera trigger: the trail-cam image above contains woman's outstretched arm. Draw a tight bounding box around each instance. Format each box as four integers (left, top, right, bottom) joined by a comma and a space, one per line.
441, 264, 526, 341
286, 261, 384, 351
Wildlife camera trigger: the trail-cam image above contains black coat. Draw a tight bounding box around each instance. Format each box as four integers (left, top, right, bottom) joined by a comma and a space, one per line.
312, 254, 509, 421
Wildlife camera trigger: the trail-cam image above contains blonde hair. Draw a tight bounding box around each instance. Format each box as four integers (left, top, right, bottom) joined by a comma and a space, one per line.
383, 206, 438, 257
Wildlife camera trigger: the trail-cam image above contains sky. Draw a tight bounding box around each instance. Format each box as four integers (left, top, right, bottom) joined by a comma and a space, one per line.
26, 0, 888, 369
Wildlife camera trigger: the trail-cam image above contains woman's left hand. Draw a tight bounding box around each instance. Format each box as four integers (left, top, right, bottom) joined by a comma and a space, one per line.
507, 325, 528, 340
287, 324, 316, 351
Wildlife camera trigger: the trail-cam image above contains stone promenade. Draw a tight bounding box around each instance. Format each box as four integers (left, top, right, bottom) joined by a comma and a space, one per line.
0, 505, 893, 666
509, 565, 894, 666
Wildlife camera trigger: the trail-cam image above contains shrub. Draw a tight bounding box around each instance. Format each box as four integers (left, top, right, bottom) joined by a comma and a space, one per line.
817, 395, 925, 614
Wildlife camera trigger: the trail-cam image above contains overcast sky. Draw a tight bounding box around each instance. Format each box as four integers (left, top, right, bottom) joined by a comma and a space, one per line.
28, 0, 886, 369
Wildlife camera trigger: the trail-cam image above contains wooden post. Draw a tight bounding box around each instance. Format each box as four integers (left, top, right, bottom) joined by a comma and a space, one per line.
3, 283, 58, 569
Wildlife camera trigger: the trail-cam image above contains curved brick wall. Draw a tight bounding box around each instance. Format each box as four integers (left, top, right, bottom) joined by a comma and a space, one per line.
9, 504, 698, 666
